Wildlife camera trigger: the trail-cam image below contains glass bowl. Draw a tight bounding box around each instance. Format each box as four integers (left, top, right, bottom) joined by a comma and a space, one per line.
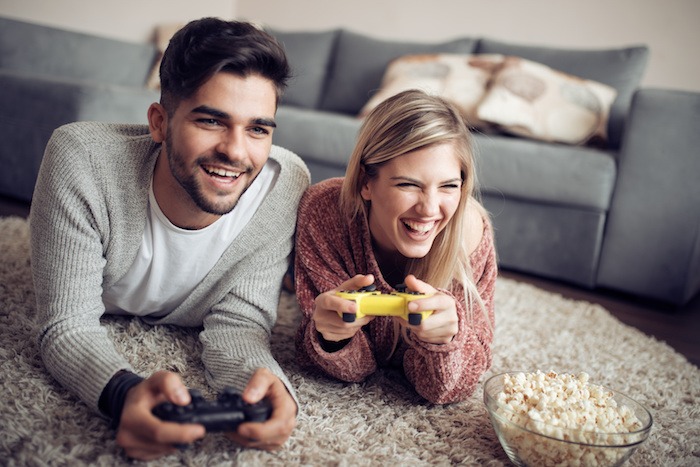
483, 371, 653, 467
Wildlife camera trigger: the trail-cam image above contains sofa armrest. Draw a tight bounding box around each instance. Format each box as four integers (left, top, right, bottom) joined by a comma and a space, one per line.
597, 88, 700, 305
0, 71, 158, 201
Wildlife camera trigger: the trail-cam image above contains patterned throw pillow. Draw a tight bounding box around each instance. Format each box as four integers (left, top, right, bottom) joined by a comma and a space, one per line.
358, 53, 505, 129
476, 56, 618, 146
146, 23, 184, 90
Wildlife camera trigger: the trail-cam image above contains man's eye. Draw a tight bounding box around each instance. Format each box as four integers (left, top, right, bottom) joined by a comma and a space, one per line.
198, 118, 221, 126
251, 126, 270, 136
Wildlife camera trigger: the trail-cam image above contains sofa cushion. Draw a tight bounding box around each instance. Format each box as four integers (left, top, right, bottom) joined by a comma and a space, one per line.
268, 28, 340, 109
320, 30, 478, 115
358, 53, 505, 129
476, 56, 617, 146
476, 38, 649, 149
273, 105, 362, 168
0, 16, 157, 87
473, 133, 617, 211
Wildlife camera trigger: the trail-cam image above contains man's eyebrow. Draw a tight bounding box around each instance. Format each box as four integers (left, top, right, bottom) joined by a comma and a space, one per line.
252, 117, 277, 128
192, 105, 230, 119
191, 105, 276, 128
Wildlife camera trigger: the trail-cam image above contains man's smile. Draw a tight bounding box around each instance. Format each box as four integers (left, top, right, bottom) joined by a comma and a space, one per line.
202, 164, 244, 180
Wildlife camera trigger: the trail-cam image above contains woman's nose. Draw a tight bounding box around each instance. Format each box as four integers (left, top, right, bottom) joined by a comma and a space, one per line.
416, 190, 440, 216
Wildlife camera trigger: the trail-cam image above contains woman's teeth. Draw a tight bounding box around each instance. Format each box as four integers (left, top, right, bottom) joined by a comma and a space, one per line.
403, 220, 435, 233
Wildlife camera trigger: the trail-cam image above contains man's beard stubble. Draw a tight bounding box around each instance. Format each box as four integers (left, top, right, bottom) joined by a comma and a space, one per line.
165, 134, 254, 216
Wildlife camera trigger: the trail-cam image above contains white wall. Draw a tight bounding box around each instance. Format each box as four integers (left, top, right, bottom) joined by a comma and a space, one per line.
1, 0, 697, 92
0, 0, 235, 43
237, 0, 700, 93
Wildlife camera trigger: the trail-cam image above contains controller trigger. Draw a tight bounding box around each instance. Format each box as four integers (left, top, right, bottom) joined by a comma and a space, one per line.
342, 312, 356, 323
408, 313, 423, 326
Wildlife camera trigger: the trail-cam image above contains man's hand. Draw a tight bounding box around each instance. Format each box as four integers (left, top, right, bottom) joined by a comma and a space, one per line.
312, 274, 375, 342
116, 371, 205, 461
225, 368, 297, 450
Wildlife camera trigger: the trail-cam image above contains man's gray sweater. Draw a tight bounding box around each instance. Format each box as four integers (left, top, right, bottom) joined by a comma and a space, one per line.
29, 122, 310, 413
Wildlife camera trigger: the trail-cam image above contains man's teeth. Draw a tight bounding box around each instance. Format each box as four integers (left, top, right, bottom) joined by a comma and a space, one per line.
203, 166, 241, 178
404, 220, 435, 233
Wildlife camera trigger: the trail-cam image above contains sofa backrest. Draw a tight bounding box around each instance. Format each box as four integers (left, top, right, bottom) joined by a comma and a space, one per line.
0, 16, 157, 88
319, 30, 478, 115
267, 28, 340, 109
476, 38, 649, 149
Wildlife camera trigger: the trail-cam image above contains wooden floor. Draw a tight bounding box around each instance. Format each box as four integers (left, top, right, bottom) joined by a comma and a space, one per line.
2, 195, 698, 367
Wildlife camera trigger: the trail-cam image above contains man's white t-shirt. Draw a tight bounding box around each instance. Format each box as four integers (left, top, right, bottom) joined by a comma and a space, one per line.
102, 159, 280, 317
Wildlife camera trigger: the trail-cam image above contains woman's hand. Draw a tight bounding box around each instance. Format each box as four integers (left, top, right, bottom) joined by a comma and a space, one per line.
312, 274, 376, 342
399, 274, 459, 344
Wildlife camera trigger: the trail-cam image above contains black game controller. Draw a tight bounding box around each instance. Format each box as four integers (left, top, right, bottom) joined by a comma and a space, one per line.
152, 387, 272, 432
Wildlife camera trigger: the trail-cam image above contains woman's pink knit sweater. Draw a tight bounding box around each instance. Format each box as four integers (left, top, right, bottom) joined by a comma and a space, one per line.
294, 178, 497, 404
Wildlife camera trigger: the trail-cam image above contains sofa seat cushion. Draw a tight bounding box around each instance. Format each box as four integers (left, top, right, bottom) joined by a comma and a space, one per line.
268, 28, 340, 109
473, 133, 616, 211
0, 17, 157, 87
273, 105, 362, 168
320, 30, 477, 115
476, 39, 649, 149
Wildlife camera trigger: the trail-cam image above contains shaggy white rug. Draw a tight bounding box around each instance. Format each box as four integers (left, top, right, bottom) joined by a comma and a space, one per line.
0, 216, 698, 466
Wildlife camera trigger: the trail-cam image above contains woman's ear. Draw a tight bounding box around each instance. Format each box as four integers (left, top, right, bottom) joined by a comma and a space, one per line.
360, 174, 372, 201
147, 103, 168, 143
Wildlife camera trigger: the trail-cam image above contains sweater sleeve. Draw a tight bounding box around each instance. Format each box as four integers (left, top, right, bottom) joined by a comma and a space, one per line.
401, 215, 498, 404
199, 240, 299, 402
293, 180, 378, 382
197, 148, 310, 405
30, 126, 136, 413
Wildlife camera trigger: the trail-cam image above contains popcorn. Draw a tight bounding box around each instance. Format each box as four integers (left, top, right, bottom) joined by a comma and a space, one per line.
489, 371, 646, 466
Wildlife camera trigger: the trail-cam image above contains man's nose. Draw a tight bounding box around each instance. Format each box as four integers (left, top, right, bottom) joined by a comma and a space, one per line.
216, 129, 245, 159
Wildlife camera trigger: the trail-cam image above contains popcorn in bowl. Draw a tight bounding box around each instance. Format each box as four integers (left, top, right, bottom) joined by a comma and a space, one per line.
483, 370, 653, 467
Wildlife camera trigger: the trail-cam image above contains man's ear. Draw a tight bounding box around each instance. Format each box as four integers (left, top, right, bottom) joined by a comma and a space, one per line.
148, 103, 168, 143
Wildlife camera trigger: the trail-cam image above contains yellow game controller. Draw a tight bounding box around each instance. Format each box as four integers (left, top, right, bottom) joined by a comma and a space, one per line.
335, 284, 433, 325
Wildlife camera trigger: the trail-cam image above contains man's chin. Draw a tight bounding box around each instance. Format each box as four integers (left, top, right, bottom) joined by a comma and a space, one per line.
193, 193, 241, 216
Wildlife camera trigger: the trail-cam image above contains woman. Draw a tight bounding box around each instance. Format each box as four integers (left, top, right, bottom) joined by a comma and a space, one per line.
294, 89, 497, 404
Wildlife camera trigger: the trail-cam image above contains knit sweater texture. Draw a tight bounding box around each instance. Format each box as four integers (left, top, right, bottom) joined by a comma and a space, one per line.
29, 122, 310, 413
294, 178, 497, 404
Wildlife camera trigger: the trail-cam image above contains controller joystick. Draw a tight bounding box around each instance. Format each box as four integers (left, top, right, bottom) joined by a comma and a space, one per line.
335, 284, 433, 325
152, 387, 272, 433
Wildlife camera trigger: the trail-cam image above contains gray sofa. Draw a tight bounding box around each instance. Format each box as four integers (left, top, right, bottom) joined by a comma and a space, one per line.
1, 16, 698, 306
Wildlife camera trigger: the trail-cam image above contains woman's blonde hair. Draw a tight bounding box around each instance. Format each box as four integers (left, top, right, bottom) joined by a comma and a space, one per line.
340, 89, 485, 317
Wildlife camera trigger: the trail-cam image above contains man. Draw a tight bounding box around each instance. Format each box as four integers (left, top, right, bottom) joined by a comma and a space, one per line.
29, 18, 309, 460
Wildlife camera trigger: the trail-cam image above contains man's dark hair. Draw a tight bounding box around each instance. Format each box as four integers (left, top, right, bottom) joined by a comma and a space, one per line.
159, 17, 290, 114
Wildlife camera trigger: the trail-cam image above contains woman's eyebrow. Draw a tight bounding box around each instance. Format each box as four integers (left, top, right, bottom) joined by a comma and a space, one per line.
390, 176, 462, 184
